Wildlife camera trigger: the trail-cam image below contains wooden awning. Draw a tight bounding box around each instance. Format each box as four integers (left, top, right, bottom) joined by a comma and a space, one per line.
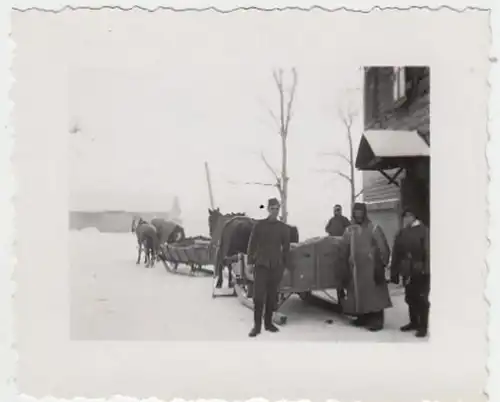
355, 130, 430, 171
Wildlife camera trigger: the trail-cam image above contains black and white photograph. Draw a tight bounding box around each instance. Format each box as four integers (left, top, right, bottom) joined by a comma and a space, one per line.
10, 8, 489, 401
68, 62, 431, 341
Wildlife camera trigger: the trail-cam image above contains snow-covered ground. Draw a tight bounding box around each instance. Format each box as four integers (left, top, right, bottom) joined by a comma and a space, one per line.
70, 230, 423, 342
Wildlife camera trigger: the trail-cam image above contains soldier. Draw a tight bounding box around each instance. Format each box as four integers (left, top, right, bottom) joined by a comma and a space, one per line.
390, 208, 430, 338
325, 204, 351, 237
340, 202, 392, 331
246, 198, 291, 337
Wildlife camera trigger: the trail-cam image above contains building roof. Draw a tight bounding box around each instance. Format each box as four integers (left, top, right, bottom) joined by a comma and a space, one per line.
355, 129, 430, 171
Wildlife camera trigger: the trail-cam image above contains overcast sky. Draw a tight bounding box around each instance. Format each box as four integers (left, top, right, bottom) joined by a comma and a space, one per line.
66, 11, 365, 237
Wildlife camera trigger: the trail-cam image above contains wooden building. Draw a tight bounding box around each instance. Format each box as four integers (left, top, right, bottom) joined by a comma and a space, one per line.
68, 211, 173, 232
356, 66, 430, 247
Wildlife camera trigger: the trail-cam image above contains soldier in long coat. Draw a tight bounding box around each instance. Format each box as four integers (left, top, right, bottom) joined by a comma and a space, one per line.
390, 208, 430, 338
340, 202, 392, 331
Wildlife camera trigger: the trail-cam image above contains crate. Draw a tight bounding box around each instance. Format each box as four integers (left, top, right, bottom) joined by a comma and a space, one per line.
281, 236, 344, 292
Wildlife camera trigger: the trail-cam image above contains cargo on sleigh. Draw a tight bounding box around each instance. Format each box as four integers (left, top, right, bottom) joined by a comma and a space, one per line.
158, 238, 215, 277
231, 235, 346, 325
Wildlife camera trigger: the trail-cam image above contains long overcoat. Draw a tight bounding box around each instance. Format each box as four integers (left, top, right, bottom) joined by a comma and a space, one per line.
340, 221, 393, 315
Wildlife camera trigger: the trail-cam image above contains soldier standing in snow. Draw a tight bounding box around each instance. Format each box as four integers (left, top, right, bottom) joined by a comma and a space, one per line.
390, 208, 430, 338
246, 198, 291, 338
340, 202, 392, 332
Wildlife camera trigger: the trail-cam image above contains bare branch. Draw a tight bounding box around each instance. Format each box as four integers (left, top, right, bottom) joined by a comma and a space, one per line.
227, 150, 283, 192
338, 105, 355, 161
338, 112, 352, 131
355, 188, 365, 199
272, 69, 284, 92
332, 170, 352, 183
256, 97, 280, 131
338, 106, 356, 130
260, 152, 280, 182
227, 180, 276, 188
272, 69, 286, 135
267, 108, 280, 131
315, 168, 353, 183
284, 68, 298, 134
266, 68, 298, 141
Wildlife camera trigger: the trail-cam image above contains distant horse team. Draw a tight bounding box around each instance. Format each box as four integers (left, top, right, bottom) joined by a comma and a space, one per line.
131, 217, 185, 268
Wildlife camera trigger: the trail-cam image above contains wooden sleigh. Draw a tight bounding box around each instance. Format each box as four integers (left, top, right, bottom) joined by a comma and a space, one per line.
230, 236, 346, 326
158, 239, 215, 277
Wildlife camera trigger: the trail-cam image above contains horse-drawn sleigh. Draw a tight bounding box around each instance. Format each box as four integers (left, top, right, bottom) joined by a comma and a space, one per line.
159, 237, 214, 277
132, 210, 348, 325
131, 216, 213, 276
208, 208, 346, 325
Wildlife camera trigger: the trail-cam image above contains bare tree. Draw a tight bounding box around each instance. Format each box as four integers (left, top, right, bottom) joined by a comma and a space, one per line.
229, 68, 298, 223
319, 106, 363, 208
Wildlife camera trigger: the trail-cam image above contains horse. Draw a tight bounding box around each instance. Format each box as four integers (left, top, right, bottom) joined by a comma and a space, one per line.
208, 208, 249, 288
132, 217, 158, 268
131, 216, 147, 264
208, 208, 300, 289
151, 218, 186, 255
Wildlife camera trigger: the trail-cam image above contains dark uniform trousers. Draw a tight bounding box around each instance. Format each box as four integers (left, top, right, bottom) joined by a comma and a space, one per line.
253, 264, 284, 329
404, 273, 430, 331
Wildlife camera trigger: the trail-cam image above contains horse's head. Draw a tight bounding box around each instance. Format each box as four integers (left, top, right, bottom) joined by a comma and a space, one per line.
208, 209, 246, 244
131, 216, 142, 233
209, 209, 248, 237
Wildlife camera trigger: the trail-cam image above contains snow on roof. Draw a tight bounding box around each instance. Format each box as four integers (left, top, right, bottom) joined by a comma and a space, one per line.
363, 130, 430, 158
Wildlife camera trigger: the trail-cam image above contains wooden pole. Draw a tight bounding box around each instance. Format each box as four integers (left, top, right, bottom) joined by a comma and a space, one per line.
204, 161, 215, 209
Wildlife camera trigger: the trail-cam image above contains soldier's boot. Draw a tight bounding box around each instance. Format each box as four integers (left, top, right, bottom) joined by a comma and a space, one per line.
352, 314, 368, 327
400, 305, 419, 332
367, 311, 384, 332
264, 306, 279, 333
415, 305, 429, 338
249, 301, 263, 338
248, 327, 261, 337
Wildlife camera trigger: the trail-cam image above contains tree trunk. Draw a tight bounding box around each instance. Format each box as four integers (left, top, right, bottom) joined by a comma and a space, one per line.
350, 162, 355, 208
281, 134, 288, 223
347, 126, 356, 208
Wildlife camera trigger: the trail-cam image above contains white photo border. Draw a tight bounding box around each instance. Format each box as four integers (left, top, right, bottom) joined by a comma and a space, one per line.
1, 1, 498, 402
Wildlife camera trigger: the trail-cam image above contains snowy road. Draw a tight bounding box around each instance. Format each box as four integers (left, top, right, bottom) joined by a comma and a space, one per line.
70, 230, 423, 342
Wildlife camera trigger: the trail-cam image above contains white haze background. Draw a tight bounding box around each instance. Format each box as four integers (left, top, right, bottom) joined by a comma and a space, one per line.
68, 12, 364, 239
